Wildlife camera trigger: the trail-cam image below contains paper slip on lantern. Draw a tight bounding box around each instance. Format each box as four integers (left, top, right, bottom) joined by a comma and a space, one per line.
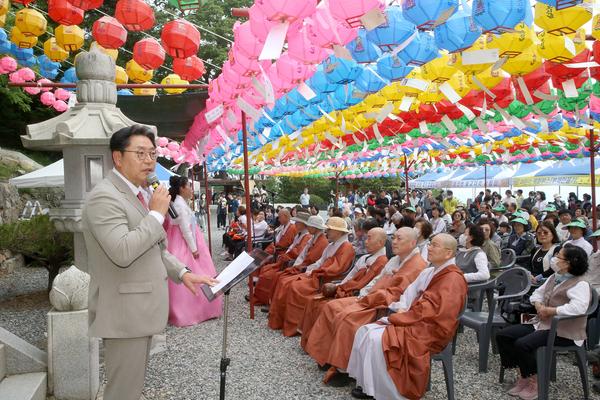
366, 6, 416, 52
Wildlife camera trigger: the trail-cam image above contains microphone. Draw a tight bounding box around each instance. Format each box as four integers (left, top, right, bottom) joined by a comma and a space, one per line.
147, 173, 178, 219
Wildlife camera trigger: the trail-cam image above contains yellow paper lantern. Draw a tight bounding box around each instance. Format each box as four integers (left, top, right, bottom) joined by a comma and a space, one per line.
380, 82, 405, 101
10, 26, 37, 49
15, 8, 47, 37
470, 67, 504, 91
450, 36, 495, 75
161, 73, 188, 94
126, 59, 153, 83
133, 82, 157, 96
90, 41, 118, 61
44, 38, 69, 62
0, 14, 5, 27
537, 29, 585, 63
0, 0, 9, 17
419, 82, 444, 104
501, 47, 543, 76
447, 71, 471, 98
534, 2, 591, 36
55, 25, 84, 52
486, 22, 535, 58
592, 14, 600, 41
420, 54, 457, 83
115, 66, 128, 84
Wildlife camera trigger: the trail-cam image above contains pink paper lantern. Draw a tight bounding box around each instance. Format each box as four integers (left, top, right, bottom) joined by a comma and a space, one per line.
248, 4, 302, 41
37, 78, 53, 92
255, 0, 317, 23
9, 72, 25, 84
233, 21, 264, 60
228, 49, 270, 77
54, 88, 71, 101
1, 57, 18, 73
327, 0, 385, 28
40, 91, 56, 106
276, 52, 309, 85
287, 27, 331, 65
53, 100, 68, 112
24, 86, 41, 95
166, 142, 180, 151
156, 136, 169, 147
221, 61, 252, 89
306, 10, 358, 48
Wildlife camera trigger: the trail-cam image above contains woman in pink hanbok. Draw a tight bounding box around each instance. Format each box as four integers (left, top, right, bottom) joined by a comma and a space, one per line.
166, 176, 222, 326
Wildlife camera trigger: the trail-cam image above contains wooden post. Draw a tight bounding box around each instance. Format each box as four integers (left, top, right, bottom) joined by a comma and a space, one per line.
241, 111, 256, 319
590, 129, 598, 251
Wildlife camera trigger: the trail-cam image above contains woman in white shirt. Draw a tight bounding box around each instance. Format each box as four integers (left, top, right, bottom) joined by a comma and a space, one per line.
495, 245, 591, 400
252, 210, 269, 240
166, 175, 222, 326
430, 205, 446, 235
455, 224, 490, 283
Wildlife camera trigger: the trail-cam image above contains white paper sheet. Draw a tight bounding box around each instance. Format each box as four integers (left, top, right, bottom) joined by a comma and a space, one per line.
211, 251, 255, 294
259, 21, 289, 60
205, 104, 224, 124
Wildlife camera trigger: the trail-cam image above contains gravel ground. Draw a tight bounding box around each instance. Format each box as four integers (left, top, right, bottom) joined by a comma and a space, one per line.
2, 212, 600, 399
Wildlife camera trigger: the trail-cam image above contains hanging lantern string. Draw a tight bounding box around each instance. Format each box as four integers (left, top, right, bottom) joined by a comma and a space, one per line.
89, 6, 219, 76
160, 7, 233, 45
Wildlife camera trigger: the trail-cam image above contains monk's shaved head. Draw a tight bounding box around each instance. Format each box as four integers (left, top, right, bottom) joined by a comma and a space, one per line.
436, 233, 457, 255
396, 227, 417, 242
365, 227, 387, 254
391, 227, 417, 258
427, 233, 457, 266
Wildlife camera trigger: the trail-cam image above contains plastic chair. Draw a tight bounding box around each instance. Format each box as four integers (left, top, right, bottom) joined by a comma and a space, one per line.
587, 290, 600, 350
428, 343, 456, 400
538, 288, 598, 400
455, 267, 531, 372
490, 248, 516, 273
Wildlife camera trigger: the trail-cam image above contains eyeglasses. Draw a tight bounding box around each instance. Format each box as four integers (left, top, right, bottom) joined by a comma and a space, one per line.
122, 150, 158, 161
555, 256, 568, 261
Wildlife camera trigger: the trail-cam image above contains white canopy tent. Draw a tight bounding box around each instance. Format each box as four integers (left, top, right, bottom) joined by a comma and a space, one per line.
9, 159, 176, 189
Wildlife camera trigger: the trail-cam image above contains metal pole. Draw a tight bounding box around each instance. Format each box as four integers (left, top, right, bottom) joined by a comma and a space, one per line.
219, 291, 231, 400
241, 111, 255, 319
8, 82, 209, 89
590, 128, 598, 251
484, 163, 488, 193
335, 171, 340, 209
404, 156, 410, 205
204, 162, 213, 257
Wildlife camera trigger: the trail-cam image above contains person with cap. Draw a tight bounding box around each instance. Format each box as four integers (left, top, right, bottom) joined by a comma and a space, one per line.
264, 208, 297, 257
258, 215, 330, 307
346, 234, 467, 400
506, 216, 536, 261
563, 218, 593, 256
354, 206, 366, 220
552, 194, 566, 210
442, 190, 459, 215
253, 211, 312, 305
299, 228, 389, 354
521, 192, 536, 212
302, 228, 427, 382
268, 216, 355, 336
556, 209, 573, 242
492, 204, 509, 224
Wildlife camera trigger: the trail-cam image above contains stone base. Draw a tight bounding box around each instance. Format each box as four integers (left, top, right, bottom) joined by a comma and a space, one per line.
47, 309, 99, 400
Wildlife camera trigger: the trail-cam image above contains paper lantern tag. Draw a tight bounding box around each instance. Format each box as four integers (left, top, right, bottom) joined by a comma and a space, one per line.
373, 124, 384, 144
462, 49, 499, 66
333, 44, 353, 61
236, 97, 262, 121
516, 77, 534, 105
441, 115, 457, 133
433, 6, 457, 27
205, 104, 224, 124
259, 21, 289, 60
439, 81, 461, 104
297, 82, 317, 100
360, 8, 387, 31
419, 121, 429, 134
564, 34, 576, 56
377, 102, 395, 122
562, 79, 578, 98
399, 96, 414, 112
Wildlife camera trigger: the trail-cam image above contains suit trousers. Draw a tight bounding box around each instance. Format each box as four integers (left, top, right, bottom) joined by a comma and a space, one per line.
496, 324, 574, 378
103, 336, 152, 400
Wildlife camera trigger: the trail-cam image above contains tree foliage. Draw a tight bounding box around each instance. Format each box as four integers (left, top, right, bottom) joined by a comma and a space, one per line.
0, 215, 74, 291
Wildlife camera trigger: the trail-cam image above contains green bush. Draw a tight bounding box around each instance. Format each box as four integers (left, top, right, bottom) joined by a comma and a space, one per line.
0, 215, 73, 291
305, 194, 328, 209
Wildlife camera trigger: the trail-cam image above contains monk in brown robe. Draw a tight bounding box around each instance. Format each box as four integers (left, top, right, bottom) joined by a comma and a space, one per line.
268, 217, 355, 336
263, 215, 330, 308
253, 211, 312, 305
298, 227, 388, 340
302, 227, 426, 374
264, 208, 296, 256
347, 233, 467, 400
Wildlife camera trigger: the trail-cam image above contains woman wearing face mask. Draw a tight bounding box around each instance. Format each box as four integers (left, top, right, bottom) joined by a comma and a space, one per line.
534, 191, 547, 212
456, 224, 490, 283
496, 245, 591, 400
530, 221, 562, 283
430, 205, 446, 235
414, 218, 433, 260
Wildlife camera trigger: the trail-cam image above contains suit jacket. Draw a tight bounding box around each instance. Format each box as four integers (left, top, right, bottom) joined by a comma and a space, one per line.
83, 171, 185, 339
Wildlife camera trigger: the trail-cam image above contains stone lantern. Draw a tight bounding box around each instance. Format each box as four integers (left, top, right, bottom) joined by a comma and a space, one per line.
21, 49, 156, 272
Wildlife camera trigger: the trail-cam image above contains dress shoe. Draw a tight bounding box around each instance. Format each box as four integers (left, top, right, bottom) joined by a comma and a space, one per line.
351, 386, 373, 399
260, 306, 269, 313
244, 294, 250, 302
318, 363, 331, 371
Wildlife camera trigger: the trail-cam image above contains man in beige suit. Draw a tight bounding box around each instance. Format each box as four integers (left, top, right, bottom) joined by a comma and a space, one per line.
82, 125, 217, 400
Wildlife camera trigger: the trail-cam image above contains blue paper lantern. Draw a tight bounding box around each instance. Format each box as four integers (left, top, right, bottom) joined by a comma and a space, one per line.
0, 28, 7, 42
535, 0, 582, 11
19, 56, 37, 68
472, 0, 527, 34
376, 54, 415, 82
397, 31, 439, 66
347, 29, 382, 64
434, 12, 481, 53
402, 0, 459, 29
62, 67, 78, 83
323, 55, 362, 85
38, 55, 61, 71
333, 83, 366, 108
307, 70, 338, 93
40, 67, 59, 79
355, 66, 388, 93
366, 6, 416, 52
117, 89, 133, 96
0, 40, 11, 55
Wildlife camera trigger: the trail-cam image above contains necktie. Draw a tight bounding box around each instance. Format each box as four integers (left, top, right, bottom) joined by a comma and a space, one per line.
137, 191, 148, 210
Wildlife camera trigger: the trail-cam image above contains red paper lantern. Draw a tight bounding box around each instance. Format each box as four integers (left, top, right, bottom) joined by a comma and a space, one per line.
173, 55, 205, 81
12, 0, 36, 6
133, 38, 165, 70
545, 48, 590, 87
67, 0, 103, 11
161, 19, 200, 59
115, 0, 155, 31
92, 16, 127, 49
48, 0, 84, 26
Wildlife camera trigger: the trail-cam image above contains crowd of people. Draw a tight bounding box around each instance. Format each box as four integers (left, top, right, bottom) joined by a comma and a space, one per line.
218, 185, 600, 399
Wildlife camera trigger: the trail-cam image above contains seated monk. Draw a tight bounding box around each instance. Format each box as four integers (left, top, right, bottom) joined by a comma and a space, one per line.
253, 211, 312, 305
347, 233, 467, 400
264, 208, 296, 257
299, 227, 388, 339
262, 216, 329, 310
301, 228, 426, 379
268, 217, 355, 336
